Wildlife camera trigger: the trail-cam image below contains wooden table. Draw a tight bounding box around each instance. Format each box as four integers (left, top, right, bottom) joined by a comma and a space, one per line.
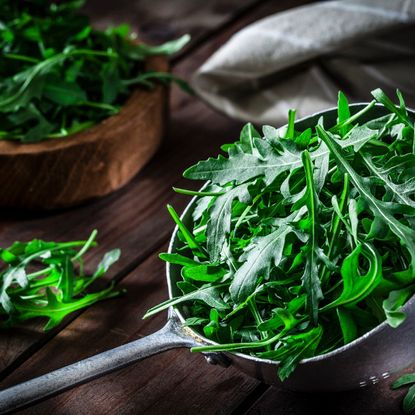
0, 1, 411, 414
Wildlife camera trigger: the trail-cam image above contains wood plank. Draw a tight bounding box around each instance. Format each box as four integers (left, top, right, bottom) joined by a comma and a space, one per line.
1, 250, 259, 415
243, 372, 413, 415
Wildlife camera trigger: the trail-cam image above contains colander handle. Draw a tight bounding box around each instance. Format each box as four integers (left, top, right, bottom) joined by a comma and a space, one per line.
0, 316, 197, 414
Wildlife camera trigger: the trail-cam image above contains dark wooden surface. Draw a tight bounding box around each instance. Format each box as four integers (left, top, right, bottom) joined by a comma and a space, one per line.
0, 1, 411, 414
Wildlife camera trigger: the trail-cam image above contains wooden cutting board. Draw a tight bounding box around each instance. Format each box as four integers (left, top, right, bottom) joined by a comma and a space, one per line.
0, 55, 168, 210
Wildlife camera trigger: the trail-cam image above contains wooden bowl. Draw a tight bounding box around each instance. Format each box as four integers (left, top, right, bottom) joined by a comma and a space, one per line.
0, 55, 168, 210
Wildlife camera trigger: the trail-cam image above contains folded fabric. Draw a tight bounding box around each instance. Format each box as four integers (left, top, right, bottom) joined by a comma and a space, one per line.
192, 0, 415, 125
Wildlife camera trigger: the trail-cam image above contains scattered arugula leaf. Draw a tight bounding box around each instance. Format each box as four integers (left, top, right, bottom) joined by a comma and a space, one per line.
392, 374, 415, 414
0, 230, 122, 330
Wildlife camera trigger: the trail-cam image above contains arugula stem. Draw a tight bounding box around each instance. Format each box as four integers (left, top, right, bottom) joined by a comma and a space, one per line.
321, 173, 350, 286
22, 241, 95, 267
333, 100, 376, 130
70, 49, 119, 59
248, 299, 268, 342
233, 194, 262, 234
167, 204, 207, 259
27, 267, 54, 279
194, 214, 257, 236
224, 286, 264, 321
72, 229, 98, 261
4, 53, 41, 63
173, 187, 225, 197
81, 101, 119, 112
191, 331, 285, 353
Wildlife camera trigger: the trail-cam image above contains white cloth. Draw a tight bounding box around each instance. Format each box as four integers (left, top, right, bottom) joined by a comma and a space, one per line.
192, 0, 415, 125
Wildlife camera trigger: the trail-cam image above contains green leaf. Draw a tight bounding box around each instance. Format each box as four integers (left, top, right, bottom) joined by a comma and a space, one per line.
184, 138, 309, 186
371, 88, 414, 130
300, 151, 323, 323
391, 377, 415, 415
0, 267, 27, 313
127, 34, 190, 57
92, 249, 121, 280
0, 5, 189, 142
101, 63, 121, 104
362, 154, 415, 208
338, 124, 378, 152
182, 264, 227, 282
0, 53, 68, 112
15, 283, 121, 331
143, 284, 229, 318
337, 307, 358, 344
43, 77, 87, 106
392, 374, 415, 389
9, 104, 54, 142
337, 91, 351, 136
159, 253, 200, 267
286, 109, 296, 139
230, 226, 292, 303
239, 123, 260, 154
383, 286, 414, 328
206, 183, 250, 262
167, 204, 206, 259
59, 257, 75, 302
184, 124, 378, 187
184, 317, 209, 326
278, 326, 323, 381
403, 385, 415, 414
322, 243, 382, 310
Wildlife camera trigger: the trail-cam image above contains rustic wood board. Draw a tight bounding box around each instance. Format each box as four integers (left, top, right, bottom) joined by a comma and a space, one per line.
243, 380, 408, 415
0, 1, 409, 414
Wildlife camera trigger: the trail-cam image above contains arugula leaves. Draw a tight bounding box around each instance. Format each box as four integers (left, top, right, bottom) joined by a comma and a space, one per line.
146, 88, 415, 381
0, 0, 189, 142
392, 374, 415, 414
0, 230, 122, 330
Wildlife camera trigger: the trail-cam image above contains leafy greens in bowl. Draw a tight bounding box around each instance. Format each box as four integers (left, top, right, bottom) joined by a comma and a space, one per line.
0, 0, 189, 142
145, 89, 415, 381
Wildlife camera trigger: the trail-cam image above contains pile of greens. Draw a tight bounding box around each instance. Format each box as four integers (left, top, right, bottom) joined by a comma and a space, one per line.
0, 230, 122, 330
0, 0, 189, 142
145, 89, 415, 381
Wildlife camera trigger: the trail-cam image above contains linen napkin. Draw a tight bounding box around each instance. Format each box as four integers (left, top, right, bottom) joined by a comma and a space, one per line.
192, 0, 415, 125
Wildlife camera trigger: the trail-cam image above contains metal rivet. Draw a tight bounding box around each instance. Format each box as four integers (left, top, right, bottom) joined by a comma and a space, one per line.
203, 353, 231, 368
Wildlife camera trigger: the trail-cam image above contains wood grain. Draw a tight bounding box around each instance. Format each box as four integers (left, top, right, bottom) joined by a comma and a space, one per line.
243, 378, 410, 415
0, 56, 168, 210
